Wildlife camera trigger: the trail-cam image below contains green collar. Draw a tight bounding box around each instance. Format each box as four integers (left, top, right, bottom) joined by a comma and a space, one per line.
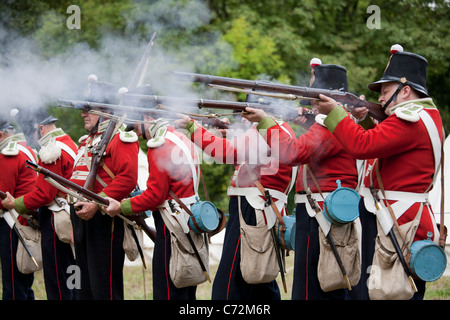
38, 128, 66, 147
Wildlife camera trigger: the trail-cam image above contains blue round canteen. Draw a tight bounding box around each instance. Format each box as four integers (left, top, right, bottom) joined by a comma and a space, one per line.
278, 215, 296, 251
324, 180, 360, 225
409, 232, 447, 282
189, 199, 220, 234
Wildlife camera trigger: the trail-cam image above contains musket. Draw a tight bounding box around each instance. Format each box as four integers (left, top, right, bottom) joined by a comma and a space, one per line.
173, 71, 387, 122
306, 194, 352, 291
369, 186, 418, 292
25, 160, 157, 243
127, 31, 158, 89
124, 93, 317, 126
57, 99, 230, 130
241, 163, 287, 293
0, 191, 39, 268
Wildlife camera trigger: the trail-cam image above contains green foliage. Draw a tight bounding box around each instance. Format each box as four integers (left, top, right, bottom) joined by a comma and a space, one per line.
1, 0, 449, 202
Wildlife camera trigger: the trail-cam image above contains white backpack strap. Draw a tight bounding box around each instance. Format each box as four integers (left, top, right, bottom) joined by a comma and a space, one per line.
418, 110, 442, 192
16, 144, 37, 164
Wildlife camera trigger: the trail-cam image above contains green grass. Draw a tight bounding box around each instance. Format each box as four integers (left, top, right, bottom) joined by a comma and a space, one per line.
1, 253, 449, 300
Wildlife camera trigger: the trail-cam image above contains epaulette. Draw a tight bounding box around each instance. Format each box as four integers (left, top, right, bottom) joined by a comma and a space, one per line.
147, 126, 167, 149
393, 103, 423, 122
120, 131, 138, 143
39, 138, 62, 164
1, 141, 19, 156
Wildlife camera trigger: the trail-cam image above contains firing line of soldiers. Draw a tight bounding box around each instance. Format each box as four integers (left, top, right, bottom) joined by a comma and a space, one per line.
0, 43, 446, 300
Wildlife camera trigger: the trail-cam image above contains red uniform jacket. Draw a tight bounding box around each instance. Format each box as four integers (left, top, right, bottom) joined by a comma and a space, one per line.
71, 123, 139, 201
121, 127, 198, 215
188, 121, 295, 195
0, 134, 38, 225
325, 98, 443, 241
15, 130, 78, 213
261, 119, 358, 193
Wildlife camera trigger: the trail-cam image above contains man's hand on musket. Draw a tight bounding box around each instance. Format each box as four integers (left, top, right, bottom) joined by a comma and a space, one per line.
351, 95, 369, 122
1, 192, 15, 210
292, 108, 309, 126
241, 107, 267, 122
74, 201, 99, 220
102, 197, 121, 217
315, 94, 339, 115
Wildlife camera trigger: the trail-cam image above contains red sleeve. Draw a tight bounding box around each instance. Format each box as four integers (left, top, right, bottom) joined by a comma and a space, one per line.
190, 125, 239, 164
265, 123, 337, 165
129, 147, 171, 213
332, 115, 415, 160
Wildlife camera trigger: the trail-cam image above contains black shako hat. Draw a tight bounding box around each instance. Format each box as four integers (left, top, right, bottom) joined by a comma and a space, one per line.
9, 106, 57, 148
368, 44, 428, 97
122, 85, 156, 109
120, 85, 156, 131
301, 58, 348, 105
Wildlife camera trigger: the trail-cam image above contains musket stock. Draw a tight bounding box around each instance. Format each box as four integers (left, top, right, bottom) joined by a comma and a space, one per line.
173, 71, 387, 122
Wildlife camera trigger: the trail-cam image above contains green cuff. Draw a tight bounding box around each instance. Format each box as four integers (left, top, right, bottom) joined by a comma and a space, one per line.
186, 120, 200, 137
120, 199, 134, 216
14, 196, 30, 215
324, 107, 348, 133
256, 116, 277, 137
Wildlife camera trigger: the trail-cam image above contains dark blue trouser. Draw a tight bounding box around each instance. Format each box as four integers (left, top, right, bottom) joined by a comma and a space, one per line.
212, 196, 281, 300
39, 207, 77, 300
0, 218, 35, 300
291, 202, 349, 300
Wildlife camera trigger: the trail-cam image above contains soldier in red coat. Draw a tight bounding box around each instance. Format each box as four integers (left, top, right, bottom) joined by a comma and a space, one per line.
69, 78, 139, 300
103, 85, 206, 300
2, 108, 78, 300
242, 60, 361, 300
0, 119, 37, 300
175, 91, 296, 300
314, 45, 443, 300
